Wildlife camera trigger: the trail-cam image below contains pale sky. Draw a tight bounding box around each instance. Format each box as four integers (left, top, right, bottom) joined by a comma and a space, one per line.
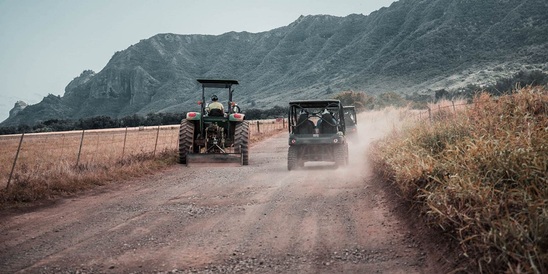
0, 0, 396, 122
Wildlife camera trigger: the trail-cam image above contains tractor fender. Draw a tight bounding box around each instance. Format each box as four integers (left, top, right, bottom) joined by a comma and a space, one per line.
186, 112, 202, 121
229, 113, 245, 122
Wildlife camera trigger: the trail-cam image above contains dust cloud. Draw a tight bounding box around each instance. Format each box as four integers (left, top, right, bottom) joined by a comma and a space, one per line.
337, 107, 411, 179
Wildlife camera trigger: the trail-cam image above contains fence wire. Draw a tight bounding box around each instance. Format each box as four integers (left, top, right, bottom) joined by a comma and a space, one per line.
1, 119, 286, 189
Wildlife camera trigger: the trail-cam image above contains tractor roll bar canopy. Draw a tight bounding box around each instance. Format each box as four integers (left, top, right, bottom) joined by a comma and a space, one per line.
289, 99, 341, 109
197, 79, 239, 88
196, 79, 240, 119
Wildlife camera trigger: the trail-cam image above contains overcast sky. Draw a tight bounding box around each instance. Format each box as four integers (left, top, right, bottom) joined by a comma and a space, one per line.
0, 0, 396, 122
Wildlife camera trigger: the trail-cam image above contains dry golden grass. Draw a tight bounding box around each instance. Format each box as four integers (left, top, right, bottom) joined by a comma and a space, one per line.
370, 86, 548, 273
0, 120, 285, 208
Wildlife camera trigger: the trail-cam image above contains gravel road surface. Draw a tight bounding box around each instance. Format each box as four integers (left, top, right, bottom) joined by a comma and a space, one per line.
0, 113, 454, 273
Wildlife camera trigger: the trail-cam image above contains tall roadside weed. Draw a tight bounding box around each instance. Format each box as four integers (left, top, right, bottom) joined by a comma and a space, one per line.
370, 86, 548, 273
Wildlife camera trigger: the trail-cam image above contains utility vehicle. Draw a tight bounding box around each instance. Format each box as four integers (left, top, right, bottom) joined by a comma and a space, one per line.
287, 99, 348, 170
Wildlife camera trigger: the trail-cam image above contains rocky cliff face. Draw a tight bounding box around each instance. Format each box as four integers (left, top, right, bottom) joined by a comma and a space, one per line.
3, 0, 547, 127
8, 101, 27, 118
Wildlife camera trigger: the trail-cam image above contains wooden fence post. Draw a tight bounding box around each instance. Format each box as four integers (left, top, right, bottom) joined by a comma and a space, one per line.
122, 127, 128, 158
7, 132, 25, 189
154, 125, 160, 156
76, 130, 85, 166
257, 121, 260, 133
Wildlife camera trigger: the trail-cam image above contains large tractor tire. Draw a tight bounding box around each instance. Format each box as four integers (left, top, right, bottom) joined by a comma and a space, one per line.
234, 121, 250, 165
288, 146, 299, 171
334, 144, 346, 168
178, 120, 194, 165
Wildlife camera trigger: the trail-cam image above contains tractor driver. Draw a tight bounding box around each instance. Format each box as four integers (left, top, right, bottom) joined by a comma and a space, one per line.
206, 94, 225, 116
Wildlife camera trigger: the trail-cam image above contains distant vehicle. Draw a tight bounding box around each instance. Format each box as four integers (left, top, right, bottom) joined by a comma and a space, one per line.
343, 106, 358, 142
287, 99, 349, 170
178, 79, 249, 165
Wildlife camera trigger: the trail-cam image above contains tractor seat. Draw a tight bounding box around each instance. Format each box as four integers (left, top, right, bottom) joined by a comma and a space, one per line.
208, 109, 224, 117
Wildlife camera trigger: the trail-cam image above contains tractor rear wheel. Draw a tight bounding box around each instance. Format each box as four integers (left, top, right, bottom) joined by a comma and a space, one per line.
178, 120, 194, 164
234, 121, 250, 165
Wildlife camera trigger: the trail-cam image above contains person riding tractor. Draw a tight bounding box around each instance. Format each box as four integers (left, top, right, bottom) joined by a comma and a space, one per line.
206, 94, 225, 116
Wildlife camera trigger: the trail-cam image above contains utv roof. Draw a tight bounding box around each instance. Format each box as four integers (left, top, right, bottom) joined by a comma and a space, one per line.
197, 79, 239, 88
343, 106, 356, 109
289, 99, 341, 108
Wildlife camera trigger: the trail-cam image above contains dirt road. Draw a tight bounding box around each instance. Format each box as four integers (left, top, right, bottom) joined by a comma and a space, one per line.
0, 112, 452, 273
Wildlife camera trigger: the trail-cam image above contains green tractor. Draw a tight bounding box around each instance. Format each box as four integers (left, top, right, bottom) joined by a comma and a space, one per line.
178, 79, 249, 165
287, 99, 349, 170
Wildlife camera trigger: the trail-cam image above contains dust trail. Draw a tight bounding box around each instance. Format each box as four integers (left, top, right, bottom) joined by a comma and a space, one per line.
293, 107, 411, 179
343, 107, 412, 177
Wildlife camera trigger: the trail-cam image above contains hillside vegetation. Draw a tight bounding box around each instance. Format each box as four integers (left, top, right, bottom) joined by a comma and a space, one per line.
370, 86, 548, 273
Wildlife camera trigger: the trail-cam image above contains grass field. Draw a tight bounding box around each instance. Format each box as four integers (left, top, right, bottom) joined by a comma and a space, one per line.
370, 86, 548, 273
0, 120, 285, 206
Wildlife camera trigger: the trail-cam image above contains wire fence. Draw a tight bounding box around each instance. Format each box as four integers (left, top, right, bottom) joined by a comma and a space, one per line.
1, 119, 286, 189
399, 99, 475, 123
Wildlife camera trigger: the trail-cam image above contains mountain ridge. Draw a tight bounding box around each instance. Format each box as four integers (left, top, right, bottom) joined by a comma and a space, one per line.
3, 0, 547, 127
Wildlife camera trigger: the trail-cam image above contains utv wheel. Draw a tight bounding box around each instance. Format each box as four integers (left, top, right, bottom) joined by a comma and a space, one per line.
344, 143, 349, 165
178, 120, 194, 165
288, 146, 299, 171
234, 121, 250, 165
334, 144, 346, 168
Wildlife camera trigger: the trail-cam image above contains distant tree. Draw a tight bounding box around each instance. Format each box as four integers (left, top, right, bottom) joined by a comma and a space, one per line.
489, 70, 548, 95
243, 106, 288, 120
375, 92, 408, 109
160, 112, 185, 125
17, 124, 31, 133
244, 108, 262, 120
78, 116, 118, 130
144, 113, 162, 126
333, 91, 374, 112
434, 89, 450, 102
120, 114, 143, 127
0, 126, 18, 135
450, 70, 548, 100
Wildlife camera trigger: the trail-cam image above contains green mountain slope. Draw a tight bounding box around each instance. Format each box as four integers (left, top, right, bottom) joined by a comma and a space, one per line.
3, 0, 547, 127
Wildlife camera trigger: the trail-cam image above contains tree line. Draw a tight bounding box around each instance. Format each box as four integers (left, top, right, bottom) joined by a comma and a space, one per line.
334, 69, 548, 112
1, 69, 546, 135
0, 107, 290, 135
434, 70, 548, 102
0, 113, 185, 135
